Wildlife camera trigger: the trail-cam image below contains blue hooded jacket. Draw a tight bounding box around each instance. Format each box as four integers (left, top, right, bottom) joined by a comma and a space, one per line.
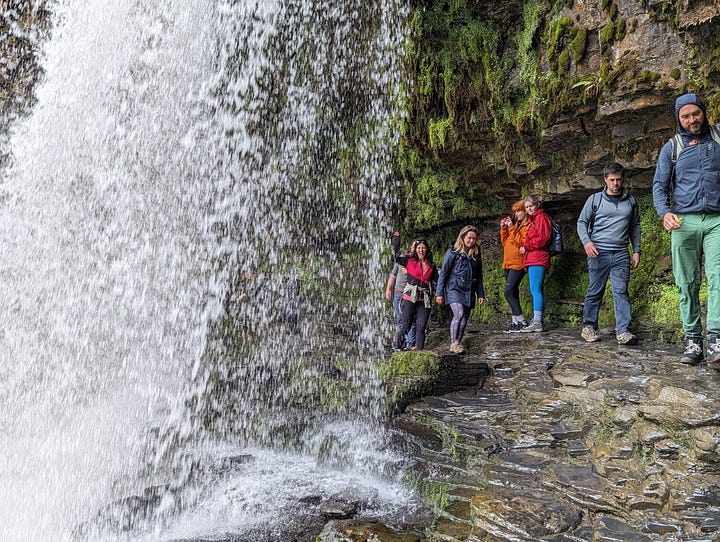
652, 93, 720, 217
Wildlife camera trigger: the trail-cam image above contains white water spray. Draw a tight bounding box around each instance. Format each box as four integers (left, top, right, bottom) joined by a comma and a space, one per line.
0, 1, 419, 540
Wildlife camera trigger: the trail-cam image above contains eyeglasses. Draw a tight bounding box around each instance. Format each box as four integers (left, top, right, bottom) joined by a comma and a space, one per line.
413, 239, 427, 245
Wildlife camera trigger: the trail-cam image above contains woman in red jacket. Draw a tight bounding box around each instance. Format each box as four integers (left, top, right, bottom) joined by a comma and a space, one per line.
392, 234, 438, 350
518, 195, 551, 332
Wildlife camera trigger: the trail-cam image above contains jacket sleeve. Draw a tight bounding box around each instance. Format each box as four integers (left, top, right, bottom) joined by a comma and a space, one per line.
435, 250, 454, 297
653, 141, 674, 219
500, 227, 509, 246
630, 199, 641, 253
524, 213, 552, 251
576, 196, 594, 245
474, 250, 485, 299
430, 266, 439, 294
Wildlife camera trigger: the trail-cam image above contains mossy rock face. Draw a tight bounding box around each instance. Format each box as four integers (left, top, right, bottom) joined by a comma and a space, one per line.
398, 2, 720, 340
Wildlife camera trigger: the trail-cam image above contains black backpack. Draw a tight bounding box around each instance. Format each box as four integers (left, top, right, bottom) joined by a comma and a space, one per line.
548, 216, 563, 257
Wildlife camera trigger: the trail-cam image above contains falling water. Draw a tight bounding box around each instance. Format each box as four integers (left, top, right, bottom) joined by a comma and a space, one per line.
0, 1, 424, 541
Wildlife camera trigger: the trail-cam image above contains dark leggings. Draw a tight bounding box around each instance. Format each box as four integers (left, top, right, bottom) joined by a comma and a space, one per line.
450, 302, 471, 342
396, 299, 430, 350
504, 268, 526, 316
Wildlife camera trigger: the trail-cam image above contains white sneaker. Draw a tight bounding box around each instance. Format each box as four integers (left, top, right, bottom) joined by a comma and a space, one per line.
581, 325, 600, 342
616, 331, 637, 345
520, 321, 544, 332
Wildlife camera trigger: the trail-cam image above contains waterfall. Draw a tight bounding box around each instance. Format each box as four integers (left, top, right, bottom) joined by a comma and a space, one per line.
0, 1, 424, 541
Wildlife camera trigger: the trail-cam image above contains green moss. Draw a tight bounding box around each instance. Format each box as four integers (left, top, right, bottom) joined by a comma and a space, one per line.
608, 2, 617, 20
403, 469, 453, 512
670, 67, 681, 80
599, 22, 616, 53
377, 350, 439, 379
614, 18, 626, 41
639, 70, 661, 83
570, 27, 587, 63
557, 49, 571, 77
428, 116, 455, 150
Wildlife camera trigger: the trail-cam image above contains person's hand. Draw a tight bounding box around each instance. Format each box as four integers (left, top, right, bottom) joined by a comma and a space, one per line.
385, 288, 392, 300
399, 266, 407, 276
435, 295, 444, 305
662, 212, 682, 231
519, 246, 526, 254
584, 241, 599, 258
631, 252, 640, 269
477, 297, 485, 305
392, 231, 401, 253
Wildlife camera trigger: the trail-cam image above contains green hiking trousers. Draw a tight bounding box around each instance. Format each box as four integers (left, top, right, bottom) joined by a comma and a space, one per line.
671, 212, 720, 339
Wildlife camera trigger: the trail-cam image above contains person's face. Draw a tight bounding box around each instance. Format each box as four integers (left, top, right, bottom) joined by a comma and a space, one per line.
604, 172, 624, 195
462, 231, 477, 249
415, 243, 427, 259
524, 201, 537, 214
678, 104, 705, 135
514, 209, 526, 221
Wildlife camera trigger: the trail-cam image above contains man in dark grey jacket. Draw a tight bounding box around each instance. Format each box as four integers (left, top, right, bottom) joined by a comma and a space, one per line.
653, 93, 720, 365
577, 162, 640, 345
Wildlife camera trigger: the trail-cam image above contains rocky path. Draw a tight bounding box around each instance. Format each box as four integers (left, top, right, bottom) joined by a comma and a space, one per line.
321, 326, 720, 541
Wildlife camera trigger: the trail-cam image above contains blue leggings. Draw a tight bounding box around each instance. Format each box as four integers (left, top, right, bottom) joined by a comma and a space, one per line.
527, 265, 546, 312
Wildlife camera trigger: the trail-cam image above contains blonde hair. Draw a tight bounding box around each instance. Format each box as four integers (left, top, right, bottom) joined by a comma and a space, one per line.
453, 225, 479, 258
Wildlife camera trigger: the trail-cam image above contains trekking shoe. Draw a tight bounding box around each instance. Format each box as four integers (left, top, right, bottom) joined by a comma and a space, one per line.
581, 325, 600, 343
680, 338, 704, 365
503, 322, 526, 333
449, 341, 460, 353
707, 337, 720, 365
520, 321, 544, 333
616, 331, 638, 345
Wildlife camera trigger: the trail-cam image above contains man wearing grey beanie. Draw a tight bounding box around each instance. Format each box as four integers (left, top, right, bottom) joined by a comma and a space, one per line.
653, 92, 720, 365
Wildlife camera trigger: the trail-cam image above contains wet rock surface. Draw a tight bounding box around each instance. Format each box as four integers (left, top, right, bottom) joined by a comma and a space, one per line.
326, 326, 720, 541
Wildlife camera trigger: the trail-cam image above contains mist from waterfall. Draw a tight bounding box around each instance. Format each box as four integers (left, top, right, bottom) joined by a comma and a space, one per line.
0, 1, 421, 541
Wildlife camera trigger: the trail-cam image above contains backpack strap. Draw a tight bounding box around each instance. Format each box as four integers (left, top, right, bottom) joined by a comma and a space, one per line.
587, 191, 603, 235
670, 133, 683, 163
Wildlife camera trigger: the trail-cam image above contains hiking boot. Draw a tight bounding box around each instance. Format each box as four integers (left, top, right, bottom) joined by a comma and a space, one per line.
449, 341, 461, 353
616, 331, 638, 345
680, 338, 704, 365
520, 321, 544, 333
707, 337, 720, 365
581, 325, 600, 343
503, 322, 526, 333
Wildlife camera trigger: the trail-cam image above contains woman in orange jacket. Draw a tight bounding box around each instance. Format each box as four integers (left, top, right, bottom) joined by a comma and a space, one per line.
500, 199, 531, 331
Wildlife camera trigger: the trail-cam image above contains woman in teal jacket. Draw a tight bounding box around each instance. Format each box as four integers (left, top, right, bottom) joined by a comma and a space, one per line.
435, 225, 486, 354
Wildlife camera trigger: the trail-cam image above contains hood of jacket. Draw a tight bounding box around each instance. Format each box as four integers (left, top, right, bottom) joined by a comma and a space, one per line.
675, 92, 710, 137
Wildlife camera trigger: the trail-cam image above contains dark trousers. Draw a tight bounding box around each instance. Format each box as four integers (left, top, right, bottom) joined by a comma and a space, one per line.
504, 268, 526, 316
396, 299, 430, 350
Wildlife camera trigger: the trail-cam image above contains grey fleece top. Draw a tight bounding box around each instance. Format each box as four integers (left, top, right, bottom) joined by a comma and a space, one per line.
576, 190, 641, 253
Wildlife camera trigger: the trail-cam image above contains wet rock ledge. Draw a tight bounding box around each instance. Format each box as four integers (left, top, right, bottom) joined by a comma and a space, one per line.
320, 327, 720, 541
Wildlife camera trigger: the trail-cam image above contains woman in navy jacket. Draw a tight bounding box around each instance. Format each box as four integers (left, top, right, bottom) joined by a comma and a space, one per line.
435, 225, 486, 353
